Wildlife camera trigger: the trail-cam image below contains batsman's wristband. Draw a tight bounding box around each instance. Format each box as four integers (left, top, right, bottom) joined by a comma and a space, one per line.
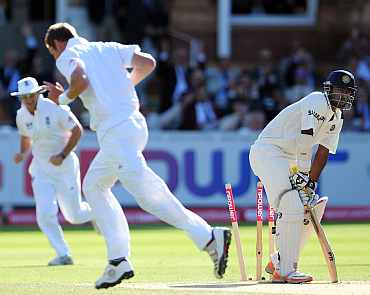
58, 92, 74, 105
306, 179, 317, 191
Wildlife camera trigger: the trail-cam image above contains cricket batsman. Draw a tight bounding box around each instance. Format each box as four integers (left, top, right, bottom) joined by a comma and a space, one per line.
12, 77, 94, 266
43, 23, 231, 289
249, 70, 357, 283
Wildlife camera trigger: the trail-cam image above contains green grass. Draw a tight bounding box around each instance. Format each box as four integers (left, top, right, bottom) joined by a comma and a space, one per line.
0, 223, 369, 295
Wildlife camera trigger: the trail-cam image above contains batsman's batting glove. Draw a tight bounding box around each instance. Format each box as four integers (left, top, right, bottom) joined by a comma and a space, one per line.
291, 172, 317, 191
291, 171, 318, 206
299, 191, 319, 208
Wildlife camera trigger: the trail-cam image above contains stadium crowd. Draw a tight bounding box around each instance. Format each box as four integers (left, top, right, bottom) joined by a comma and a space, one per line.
0, 1, 369, 132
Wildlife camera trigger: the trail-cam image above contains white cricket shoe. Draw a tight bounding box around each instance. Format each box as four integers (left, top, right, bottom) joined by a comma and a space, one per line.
205, 227, 232, 279
48, 255, 74, 266
95, 258, 134, 289
273, 270, 313, 283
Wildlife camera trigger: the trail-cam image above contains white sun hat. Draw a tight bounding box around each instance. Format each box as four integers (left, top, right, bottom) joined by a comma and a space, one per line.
10, 77, 47, 97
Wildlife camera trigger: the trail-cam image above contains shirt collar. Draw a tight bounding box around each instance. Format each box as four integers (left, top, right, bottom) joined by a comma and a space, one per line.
65, 36, 89, 49
56, 36, 89, 63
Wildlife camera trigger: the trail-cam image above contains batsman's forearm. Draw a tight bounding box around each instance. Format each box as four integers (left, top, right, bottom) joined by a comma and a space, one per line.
310, 144, 329, 182
61, 125, 82, 157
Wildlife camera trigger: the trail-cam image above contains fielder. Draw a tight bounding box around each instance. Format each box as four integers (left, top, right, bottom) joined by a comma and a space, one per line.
43, 23, 231, 289
12, 77, 94, 266
249, 70, 357, 283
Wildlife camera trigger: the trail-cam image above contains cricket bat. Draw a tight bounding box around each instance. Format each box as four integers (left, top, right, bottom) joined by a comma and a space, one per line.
306, 205, 338, 283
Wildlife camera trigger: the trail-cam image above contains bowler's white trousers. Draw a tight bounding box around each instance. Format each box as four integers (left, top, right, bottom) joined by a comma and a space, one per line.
30, 153, 93, 257
83, 112, 212, 260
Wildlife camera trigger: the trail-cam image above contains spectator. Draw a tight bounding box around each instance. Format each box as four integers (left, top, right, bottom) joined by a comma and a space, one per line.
0, 49, 21, 125
355, 81, 370, 131
356, 57, 370, 87
0, 0, 11, 26
206, 57, 239, 116
342, 106, 358, 131
282, 43, 315, 88
119, 0, 147, 45
190, 40, 207, 70
180, 69, 217, 130
0, 50, 20, 95
218, 97, 249, 131
157, 46, 190, 113
284, 63, 314, 103
253, 49, 287, 122
337, 28, 370, 62
143, 0, 170, 50
243, 110, 266, 131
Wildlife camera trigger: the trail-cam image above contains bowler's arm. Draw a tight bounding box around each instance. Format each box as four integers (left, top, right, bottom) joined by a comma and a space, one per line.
130, 52, 156, 86
64, 63, 89, 100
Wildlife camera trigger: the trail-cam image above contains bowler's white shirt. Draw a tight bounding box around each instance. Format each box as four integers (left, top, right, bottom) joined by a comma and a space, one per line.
16, 96, 78, 168
255, 92, 343, 168
56, 37, 141, 140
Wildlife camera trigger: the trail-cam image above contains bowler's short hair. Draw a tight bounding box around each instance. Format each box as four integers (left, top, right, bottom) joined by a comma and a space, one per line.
44, 23, 78, 49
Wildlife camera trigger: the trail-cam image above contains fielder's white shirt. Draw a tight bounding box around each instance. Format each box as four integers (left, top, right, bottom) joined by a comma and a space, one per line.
56, 37, 141, 140
16, 96, 78, 171
255, 91, 343, 170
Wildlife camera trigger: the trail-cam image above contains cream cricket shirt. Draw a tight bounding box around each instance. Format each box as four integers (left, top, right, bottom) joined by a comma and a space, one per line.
255, 91, 343, 171
16, 96, 78, 172
56, 37, 141, 141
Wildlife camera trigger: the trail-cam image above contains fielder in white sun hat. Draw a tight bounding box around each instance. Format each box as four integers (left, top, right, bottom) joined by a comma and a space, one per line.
10, 77, 47, 97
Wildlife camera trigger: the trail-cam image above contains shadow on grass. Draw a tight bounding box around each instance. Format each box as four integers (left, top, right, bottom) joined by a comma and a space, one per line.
1, 221, 369, 232
337, 264, 370, 268
0, 223, 255, 232
170, 282, 257, 289
0, 265, 48, 268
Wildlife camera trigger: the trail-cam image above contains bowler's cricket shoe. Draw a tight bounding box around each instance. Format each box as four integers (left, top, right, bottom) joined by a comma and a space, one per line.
205, 227, 232, 279
48, 255, 74, 266
95, 258, 134, 289
272, 270, 313, 284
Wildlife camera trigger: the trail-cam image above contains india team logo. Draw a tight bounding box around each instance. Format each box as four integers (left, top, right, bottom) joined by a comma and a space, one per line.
342, 75, 350, 84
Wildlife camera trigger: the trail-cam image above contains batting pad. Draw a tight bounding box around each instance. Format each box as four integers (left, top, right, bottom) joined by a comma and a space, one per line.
275, 191, 304, 275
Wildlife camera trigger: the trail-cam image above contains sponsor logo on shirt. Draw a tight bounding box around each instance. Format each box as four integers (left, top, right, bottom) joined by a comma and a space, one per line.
26, 122, 32, 129
45, 116, 50, 127
308, 110, 325, 122
330, 125, 335, 131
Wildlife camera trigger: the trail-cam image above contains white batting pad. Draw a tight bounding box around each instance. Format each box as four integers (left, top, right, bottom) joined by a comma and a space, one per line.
275, 190, 304, 275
